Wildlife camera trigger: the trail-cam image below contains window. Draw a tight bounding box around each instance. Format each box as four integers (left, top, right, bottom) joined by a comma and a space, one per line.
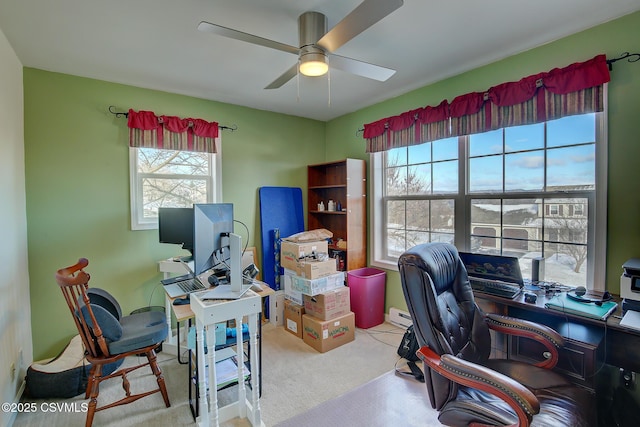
370, 112, 607, 289
383, 137, 458, 258
129, 142, 222, 230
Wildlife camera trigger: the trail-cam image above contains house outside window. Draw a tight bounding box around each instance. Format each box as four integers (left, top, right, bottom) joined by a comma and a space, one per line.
129, 143, 222, 230
370, 112, 607, 289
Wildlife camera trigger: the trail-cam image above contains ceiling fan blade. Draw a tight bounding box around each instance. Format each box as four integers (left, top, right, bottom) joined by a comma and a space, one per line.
264, 63, 299, 89
329, 54, 395, 82
197, 21, 299, 55
317, 0, 403, 53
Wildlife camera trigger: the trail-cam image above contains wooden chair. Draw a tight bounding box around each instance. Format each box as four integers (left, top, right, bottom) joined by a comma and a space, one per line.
55, 258, 170, 427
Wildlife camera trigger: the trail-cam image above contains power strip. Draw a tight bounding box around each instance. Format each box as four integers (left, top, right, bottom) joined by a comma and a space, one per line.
389, 307, 412, 329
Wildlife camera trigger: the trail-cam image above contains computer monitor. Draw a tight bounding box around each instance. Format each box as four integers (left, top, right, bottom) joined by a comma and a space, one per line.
158, 207, 194, 256
193, 203, 234, 275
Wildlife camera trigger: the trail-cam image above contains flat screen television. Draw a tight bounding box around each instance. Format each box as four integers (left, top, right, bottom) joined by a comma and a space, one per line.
193, 203, 234, 275
158, 207, 194, 256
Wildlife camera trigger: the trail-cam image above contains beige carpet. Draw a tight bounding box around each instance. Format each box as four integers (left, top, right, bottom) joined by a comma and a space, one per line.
14, 322, 438, 426
275, 370, 440, 427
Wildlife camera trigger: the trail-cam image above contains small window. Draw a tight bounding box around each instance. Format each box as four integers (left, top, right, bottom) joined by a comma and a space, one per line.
129, 144, 222, 230
573, 204, 584, 216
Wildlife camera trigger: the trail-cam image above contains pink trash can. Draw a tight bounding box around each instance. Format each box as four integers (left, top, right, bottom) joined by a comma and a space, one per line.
347, 268, 386, 329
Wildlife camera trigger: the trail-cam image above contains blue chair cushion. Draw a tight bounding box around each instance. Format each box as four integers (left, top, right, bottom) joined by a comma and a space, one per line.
80, 304, 123, 342
87, 288, 122, 320
107, 310, 167, 355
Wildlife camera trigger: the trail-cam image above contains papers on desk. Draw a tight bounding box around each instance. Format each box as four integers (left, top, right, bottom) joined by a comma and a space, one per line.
545, 293, 618, 320
620, 310, 640, 331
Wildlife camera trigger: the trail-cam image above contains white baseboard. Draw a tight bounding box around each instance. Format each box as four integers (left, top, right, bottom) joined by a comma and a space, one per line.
7, 379, 26, 426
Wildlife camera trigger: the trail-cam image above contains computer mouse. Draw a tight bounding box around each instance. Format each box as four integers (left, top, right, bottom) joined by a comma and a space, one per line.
173, 296, 190, 305
208, 274, 220, 287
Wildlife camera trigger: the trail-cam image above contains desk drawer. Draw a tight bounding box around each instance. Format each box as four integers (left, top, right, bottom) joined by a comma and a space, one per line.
509, 335, 600, 391
506, 307, 604, 391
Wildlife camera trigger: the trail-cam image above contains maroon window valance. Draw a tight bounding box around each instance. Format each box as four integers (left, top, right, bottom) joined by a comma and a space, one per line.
363, 54, 610, 153
127, 109, 219, 153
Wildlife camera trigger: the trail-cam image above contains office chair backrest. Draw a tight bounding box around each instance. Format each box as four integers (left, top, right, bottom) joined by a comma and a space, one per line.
398, 242, 492, 410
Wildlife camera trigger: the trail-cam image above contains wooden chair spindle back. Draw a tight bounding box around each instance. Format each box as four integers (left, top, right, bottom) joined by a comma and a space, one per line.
55, 258, 109, 358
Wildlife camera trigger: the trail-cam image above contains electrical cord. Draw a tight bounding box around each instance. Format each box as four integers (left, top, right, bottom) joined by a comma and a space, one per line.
149, 283, 162, 308
363, 327, 405, 347
233, 219, 251, 256
213, 219, 252, 273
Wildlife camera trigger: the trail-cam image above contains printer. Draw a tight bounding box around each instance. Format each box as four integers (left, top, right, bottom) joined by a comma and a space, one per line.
621, 258, 640, 314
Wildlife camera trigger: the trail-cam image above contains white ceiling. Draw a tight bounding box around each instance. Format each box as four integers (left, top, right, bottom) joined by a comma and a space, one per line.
1, 0, 638, 121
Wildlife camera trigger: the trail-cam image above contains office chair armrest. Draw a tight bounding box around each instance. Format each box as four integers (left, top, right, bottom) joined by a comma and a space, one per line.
417, 345, 539, 427
485, 313, 564, 369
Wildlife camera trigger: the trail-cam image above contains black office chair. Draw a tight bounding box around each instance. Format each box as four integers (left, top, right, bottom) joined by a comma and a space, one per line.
398, 242, 596, 426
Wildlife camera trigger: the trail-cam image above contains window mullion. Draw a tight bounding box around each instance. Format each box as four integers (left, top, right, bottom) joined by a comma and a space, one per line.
138, 172, 210, 180
457, 136, 468, 250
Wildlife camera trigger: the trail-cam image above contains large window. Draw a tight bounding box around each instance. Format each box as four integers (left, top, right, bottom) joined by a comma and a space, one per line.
370, 112, 607, 289
129, 143, 222, 230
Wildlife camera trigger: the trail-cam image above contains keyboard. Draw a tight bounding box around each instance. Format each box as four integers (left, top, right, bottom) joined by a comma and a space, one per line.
176, 278, 205, 293
470, 278, 522, 299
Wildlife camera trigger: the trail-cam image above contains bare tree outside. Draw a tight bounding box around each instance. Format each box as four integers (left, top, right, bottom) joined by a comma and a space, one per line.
544, 216, 588, 274
138, 148, 210, 218
385, 149, 455, 255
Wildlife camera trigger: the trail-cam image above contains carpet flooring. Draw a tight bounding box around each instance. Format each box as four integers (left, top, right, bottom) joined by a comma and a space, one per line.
275, 370, 440, 427
14, 322, 440, 426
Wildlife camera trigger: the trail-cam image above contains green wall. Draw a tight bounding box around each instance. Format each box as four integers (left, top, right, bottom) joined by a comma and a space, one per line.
24, 70, 325, 360
327, 11, 640, 313
25, 11, 640, 359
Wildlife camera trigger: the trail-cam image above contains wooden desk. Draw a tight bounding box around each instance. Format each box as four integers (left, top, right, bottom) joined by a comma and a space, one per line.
476, 290, 640, 388
158, 258, 194, 347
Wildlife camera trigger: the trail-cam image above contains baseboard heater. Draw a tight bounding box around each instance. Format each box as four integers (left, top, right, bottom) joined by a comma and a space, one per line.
389, 307, 412, 329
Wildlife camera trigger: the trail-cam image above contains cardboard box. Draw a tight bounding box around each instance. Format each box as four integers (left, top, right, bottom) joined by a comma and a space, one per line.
302, 312, 355, 353
281, 240, 329, 271
284, 299, 305, 339
303, 286, 351, 321
287, 271, 345, 296
283, 272, 304, 305
291, 258, 337, 279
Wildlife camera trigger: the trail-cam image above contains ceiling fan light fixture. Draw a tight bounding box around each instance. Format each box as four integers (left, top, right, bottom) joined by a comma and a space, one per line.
299, 52, 328, 77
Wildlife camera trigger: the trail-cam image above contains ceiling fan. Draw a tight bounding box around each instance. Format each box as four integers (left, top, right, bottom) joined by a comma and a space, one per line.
197, 0, 404, 89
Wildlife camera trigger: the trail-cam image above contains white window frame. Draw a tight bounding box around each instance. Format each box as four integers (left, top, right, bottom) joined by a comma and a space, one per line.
129, 138, 223, 230
369, 100, 608, 290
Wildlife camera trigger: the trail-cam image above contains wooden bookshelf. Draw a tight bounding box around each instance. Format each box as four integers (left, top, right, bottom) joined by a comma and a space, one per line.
307, 159, 366, 271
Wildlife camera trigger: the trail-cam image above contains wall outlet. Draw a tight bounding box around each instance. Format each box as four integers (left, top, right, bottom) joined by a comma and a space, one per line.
10, 362, 16, 381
